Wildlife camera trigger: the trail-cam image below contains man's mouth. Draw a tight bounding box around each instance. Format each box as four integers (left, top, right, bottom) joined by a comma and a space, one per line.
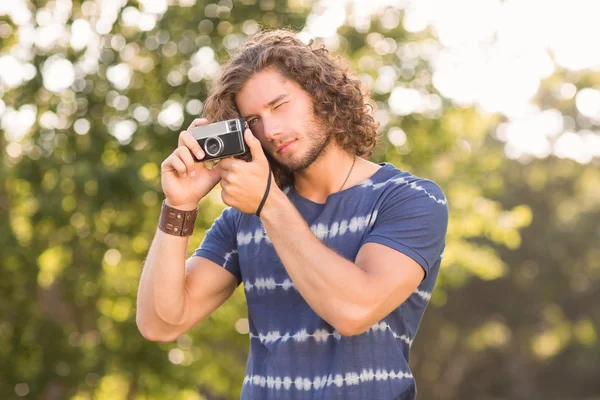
276, 139, 297, 154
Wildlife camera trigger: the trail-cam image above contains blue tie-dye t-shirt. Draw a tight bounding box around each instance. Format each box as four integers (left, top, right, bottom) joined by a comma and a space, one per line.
194, 162, 449, 400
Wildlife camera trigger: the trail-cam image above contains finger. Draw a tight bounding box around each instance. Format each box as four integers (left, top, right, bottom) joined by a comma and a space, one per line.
220, 170, 234, 184
174, 146, 198, 177
221, 189, 231, 207
178, 130, 205, 161
244, 128, 266, 162
187, 118, 208, 130
168, 154, 188, 178
220, 178, 233, 198
218, 157, 238, 172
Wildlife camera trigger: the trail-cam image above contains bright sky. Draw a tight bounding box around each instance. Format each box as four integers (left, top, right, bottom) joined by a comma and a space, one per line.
1, 0, 599, 163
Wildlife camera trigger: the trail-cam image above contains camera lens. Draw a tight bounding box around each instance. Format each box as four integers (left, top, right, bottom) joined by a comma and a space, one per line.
204, 136, 223, 157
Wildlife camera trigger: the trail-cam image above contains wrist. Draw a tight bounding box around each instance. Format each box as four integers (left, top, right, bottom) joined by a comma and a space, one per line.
164, 198, 198, 211
259, 186, 287, 223
158, 200, 198, 236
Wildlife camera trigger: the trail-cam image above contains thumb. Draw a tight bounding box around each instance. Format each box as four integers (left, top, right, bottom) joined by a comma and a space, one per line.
244, 128, 267, 162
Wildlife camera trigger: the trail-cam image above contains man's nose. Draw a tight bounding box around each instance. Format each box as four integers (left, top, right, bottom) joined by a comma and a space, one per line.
262, 116, 283, 141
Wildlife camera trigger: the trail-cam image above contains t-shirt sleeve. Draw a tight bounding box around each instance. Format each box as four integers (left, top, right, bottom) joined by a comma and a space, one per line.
362, 179, 449, 278
193, 207, 241, 284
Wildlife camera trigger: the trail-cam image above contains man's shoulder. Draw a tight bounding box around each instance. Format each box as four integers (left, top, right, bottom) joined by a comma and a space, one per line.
375, 163, 447, 206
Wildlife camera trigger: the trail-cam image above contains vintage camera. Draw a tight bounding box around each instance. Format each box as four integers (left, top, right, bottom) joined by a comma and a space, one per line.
189, 118, 249, 162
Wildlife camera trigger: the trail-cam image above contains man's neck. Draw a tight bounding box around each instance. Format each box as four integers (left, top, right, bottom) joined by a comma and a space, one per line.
293, 146, 360, 204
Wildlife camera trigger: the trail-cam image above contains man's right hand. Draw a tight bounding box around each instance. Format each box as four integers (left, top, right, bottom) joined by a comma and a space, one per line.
160, 118, 222, 210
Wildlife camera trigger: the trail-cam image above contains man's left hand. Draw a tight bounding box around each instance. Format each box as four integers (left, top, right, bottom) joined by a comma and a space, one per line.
218, 128, 276, 214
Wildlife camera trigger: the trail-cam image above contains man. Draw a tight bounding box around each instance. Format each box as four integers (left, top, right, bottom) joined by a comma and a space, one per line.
136, 29, 449, 400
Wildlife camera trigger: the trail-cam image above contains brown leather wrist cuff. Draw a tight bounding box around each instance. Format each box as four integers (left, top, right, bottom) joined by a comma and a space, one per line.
158, 200, 198, 236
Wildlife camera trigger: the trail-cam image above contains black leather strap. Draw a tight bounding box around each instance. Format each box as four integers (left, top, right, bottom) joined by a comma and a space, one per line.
255, 163, 272, 217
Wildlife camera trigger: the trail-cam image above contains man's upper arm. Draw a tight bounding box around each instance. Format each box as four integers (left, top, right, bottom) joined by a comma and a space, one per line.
177, 255, 239, 333
354, 178, 449, 326
354, 242, 425, 326
362, 179, 449, 279
179, 206, 242, 333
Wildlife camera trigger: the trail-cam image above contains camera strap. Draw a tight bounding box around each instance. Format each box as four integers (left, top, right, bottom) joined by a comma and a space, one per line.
255, 162, 272, 217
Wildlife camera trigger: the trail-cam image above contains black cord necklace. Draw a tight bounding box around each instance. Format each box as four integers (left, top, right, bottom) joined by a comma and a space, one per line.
338, 155, 356, 192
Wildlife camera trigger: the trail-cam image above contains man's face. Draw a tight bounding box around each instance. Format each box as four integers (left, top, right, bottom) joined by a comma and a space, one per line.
235, 67, 330, 172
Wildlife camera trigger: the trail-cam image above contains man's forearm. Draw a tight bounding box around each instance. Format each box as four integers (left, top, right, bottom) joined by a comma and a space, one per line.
136, 228, 189, 336
259, 189, 374, 334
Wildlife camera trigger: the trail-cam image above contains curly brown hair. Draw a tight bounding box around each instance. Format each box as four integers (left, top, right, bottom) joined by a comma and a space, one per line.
203, 28, 380, 187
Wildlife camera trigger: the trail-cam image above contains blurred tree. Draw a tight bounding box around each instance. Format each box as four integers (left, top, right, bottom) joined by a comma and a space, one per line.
410, 154, 600, 400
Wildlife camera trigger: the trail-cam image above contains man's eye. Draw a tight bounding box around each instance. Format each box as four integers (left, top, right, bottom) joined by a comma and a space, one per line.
248, 118, 258, 126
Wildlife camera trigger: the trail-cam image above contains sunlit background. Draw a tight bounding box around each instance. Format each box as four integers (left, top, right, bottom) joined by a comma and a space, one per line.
3, 0, 600, 162
2, 0, 599, 399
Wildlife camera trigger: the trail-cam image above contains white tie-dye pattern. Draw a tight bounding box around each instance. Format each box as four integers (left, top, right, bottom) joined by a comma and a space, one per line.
250, 329, 342, 344
250, 321, 413, 346
360, 176, 447, 205
370, 321, 414, 345
243, 368, 413, 390
360, 177, 406, 190
414, 288, 432, 301
222, 249, 238, 268
408, 181, 447, 205
245, 277, 429, 307
310, 212, 377, 240
244, 278, 295, 291
236, 212, 378, 246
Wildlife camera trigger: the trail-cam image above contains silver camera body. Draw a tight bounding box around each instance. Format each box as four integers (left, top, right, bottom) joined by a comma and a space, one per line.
189, 118, 249, 162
